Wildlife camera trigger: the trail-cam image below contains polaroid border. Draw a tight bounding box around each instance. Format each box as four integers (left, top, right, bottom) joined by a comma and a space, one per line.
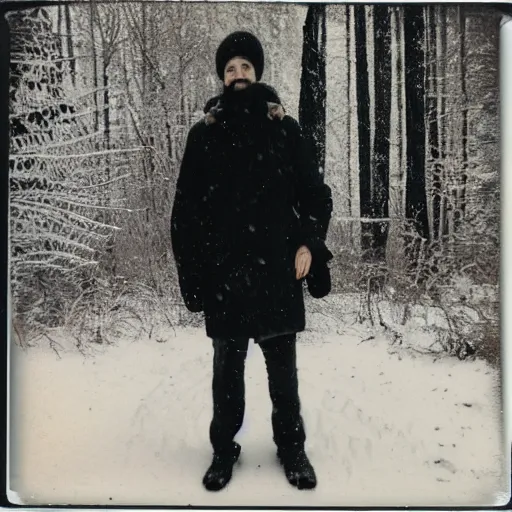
1, 0, 511, 509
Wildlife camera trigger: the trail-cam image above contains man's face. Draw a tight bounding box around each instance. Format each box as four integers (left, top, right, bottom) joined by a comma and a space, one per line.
224, 57, 257, 90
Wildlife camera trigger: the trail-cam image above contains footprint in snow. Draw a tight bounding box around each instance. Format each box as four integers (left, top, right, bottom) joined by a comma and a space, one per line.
434, 458, 458, 474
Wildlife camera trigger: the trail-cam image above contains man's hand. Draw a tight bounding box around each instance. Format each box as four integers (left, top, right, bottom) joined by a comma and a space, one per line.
295, 245, 312, 280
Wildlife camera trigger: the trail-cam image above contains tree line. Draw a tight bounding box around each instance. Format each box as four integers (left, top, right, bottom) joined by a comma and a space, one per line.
5, 3, 501, 339
300, 4, 500, 288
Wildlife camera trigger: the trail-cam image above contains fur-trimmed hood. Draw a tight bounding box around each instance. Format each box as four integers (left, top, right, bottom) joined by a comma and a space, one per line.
202, 82, 286, 125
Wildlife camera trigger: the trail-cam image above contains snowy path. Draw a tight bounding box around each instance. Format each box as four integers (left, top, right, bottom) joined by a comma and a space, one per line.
9, 326, 507, 507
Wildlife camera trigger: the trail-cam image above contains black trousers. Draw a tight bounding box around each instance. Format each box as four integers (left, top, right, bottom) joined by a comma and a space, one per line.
209, 333, 306, 454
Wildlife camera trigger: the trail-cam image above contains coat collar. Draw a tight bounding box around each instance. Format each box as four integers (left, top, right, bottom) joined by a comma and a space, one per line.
204, 101, 285, 125
202, 82, 286, 125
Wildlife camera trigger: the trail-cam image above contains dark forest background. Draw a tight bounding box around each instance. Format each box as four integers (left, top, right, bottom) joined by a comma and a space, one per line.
6, 3, 502, 364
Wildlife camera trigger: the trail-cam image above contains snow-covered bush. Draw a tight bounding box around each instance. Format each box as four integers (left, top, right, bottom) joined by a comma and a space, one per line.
9, 8, 132, 343
345, 214, 500, 365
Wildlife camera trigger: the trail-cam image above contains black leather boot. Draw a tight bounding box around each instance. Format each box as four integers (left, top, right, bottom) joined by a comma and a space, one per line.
202, 442, 241, 491
277, 447, 317, 490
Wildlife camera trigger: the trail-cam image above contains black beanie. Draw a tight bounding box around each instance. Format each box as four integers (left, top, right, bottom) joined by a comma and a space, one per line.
216, 31, 264, 81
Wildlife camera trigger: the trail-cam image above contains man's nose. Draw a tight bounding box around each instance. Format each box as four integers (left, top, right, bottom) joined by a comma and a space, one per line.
234, 67, 244, 78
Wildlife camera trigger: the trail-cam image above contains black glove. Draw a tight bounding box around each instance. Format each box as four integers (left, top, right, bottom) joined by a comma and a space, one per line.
304, 239, 333, 299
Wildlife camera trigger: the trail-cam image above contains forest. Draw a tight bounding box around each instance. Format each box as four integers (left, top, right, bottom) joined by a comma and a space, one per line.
6, 2, 502, 365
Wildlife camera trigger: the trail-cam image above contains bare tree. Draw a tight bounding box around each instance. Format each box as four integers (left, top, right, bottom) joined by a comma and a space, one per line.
88, 0, 99, 134
436, 5, 448, 241
403, 5, 429, 242
372, 5, 391, 258
299, 3, 327, 175
426, 5, 440, 241
354, 5, 372, 253
64, 4, 75, 84
345, 5, 353, 240
455, 5, 468, 230
90, 2, 123, 153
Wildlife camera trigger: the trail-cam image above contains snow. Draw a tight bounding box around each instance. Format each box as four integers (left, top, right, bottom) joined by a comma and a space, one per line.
8, 317, 508, 507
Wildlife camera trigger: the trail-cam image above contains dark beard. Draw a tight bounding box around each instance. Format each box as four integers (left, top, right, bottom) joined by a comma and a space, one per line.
223, 78, 253, 94
221, 81, 268, 119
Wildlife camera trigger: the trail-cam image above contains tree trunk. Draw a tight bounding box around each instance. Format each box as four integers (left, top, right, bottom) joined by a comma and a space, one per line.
345, 4, 353, 241
384, 6, 405, 270
398, 8, 407, 214
65, 4, 75, 85
389, 6, 406, 217
426, 5, 441, 241
57, 5, 63, 58
320, 4, 327, 174
89, 0, 99, 134
141, 2, 147, 100
403, 5, 429, 241
437, 5, 448, 241
299, 3, 327, 177
354, 5, 372, 253
103, 71, 110, 151
372, 5, 391, 258
455, 5, 468, 230
64, 4, 76, 85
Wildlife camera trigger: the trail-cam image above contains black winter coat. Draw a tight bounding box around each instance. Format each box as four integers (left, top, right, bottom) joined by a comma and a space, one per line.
170, 83, 333, 341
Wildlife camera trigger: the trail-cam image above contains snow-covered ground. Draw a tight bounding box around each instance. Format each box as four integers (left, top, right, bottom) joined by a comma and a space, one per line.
8, 318, 508, 507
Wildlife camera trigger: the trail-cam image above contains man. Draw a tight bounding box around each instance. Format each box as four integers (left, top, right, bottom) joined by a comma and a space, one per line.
171, 31, 333, 492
